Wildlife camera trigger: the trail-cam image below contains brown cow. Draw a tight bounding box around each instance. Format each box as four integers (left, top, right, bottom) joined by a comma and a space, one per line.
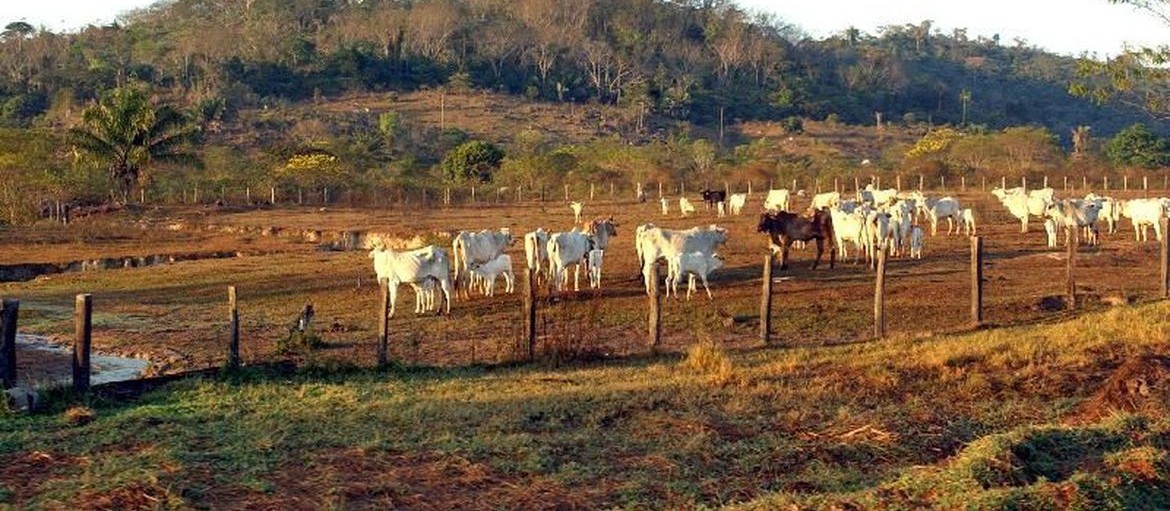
757, 210, 836, 271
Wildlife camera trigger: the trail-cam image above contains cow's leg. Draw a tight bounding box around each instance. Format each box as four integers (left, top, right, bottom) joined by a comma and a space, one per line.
812, 238, 824, 270
780, 240, 792, 271
573, 264, 580, 292
387, 282, 398, 318
439, 278, 452, 315
700, 274, 713, 300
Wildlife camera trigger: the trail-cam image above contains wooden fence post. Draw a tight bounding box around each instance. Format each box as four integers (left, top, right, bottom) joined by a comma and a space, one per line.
833, 178, 839, 194
855, 177, 861, 193
590, 183, 595, 201
609, 182, 614, 197
658, 181, 664, 198
1022, 176, 1027, 190
874, 249, 887, 339
1162, 218, 1170, 299
377, 279, 391, 366
748, 181, 753, 196
472, 186, 477, 203
1063, 176, 1068, 191
564, 184, 569, 201
1124, 175, 1129, 191
0, 299, 17, 389
918, 175, 924, 190
648, 262, 662, 351
961, 176, 966, 192
524, 268, 537, 360
1104, 176, 1109, 191
1043, 175, 1048, 188
1001, 176, 1006, 189
896, 175, 901, 190
73, 294, 92, 394
941, 176, 946, 190
228, 286, 240, 369
971, 237, 983, 327
760, 254, 774, 344
982, 176, 986, 191
1066, 228, 1077, 310
1083, 176, 1088, 190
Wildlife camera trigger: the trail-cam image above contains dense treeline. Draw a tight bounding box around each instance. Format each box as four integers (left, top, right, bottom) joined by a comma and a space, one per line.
0, 0, 1160, 139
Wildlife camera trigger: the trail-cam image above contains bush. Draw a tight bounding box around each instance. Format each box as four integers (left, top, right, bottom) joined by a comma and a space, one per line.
442, 140, 505, 183
781, 116, 804, 134
1107, 123, 1169, 169
276, 329, 325, 355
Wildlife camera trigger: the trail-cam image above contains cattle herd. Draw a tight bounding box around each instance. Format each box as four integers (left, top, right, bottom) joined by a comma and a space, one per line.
367, 183, 1170, 318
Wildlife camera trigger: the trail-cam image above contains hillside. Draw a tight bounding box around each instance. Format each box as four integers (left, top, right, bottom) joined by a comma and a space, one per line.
0, 0, 1162, 141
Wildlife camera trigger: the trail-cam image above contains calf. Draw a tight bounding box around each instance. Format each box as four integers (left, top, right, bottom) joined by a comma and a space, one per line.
728, 193, 747, 215
961, 208, 976, 236
679, 197, 697, 217
660, 197, 670, 216
547, 230, 594, 292
810, 191, 841, 211
636, 224, 729, 292
700, 189, 727, 210
587, 249, 604, 289
909, 225, 925, 259
666, 252, 724, 300
763, 189, 791, 212
570, 201, 584, 224
468, 253, 515, 296
452, 229, 513, 298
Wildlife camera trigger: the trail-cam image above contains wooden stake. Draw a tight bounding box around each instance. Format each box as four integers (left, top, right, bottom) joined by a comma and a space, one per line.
228, 287, 240, 369
971, 237, 983, 327
73, 294, 92, 394
377, 279, 390, 366
874, 250, 887, 339
648, 262, 662, 350
525, 268, 537, 360
1162, 219, 1170, 299
0, 299, 17, 389
760, 254, 774, 344
1066, 227, 1077, 309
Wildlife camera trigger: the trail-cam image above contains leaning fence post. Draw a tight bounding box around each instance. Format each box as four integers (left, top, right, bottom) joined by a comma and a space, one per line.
1066, 228, 1077, 310
228, 286, 240, 369
1162, 218, 1170, 299
0, 299, 18, 389
760, 254, 774, 344
971, 237, 983, 327
377, 279, 391, 366
73, 294, 92, 394
874, 249, 887, 339
524, 268, 537, 360
648, 262, 662, 351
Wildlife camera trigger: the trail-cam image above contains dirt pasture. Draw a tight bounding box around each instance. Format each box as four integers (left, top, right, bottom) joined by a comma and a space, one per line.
1, 188, 1165, 376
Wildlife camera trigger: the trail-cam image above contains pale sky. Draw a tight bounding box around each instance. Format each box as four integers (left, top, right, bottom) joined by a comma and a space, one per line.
3, 0, 1167, 58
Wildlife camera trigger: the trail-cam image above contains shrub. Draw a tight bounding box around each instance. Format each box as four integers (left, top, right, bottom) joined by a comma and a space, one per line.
442, 140, 505, 183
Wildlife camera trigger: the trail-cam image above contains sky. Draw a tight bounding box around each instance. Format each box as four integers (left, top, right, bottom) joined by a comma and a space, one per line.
2, 0, 1167, 58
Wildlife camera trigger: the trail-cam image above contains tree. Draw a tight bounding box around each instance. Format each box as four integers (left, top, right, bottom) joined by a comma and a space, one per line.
1071, 1, 1170, 118
67, 86, 199, 202
442, 140, 504, 182
959, 89, 972, 125
1106, 123, 1169, 168
1072, 125, 1092, 158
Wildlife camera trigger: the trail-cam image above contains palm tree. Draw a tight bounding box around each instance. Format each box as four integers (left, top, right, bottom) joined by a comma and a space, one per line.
68, 86, 199, 203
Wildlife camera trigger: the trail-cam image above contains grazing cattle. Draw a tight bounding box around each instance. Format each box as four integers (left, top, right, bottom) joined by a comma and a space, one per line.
728, 193, 748, 215
588, 217, 618, 250
909, 226, 925, 259
666, 252, 724, 300
1046, 200, 1101, 246
524, 228, 550, 277
763, 189, 791, 212
635, 224, 729, 293
995, 193, 1050, 233
757, 210, 836, 271
468, 253, 515, 296
679, 197, 697, 217
369, 245, 453, 317
810, 191, 841, 211
961, 208, 976, 236
587, 249, 605, 289
452, 229, 513, 297
570, 201, 584, 224
1121, 198, 1166, 242
1044, 218, 1058, 248
547, 230, 594, 292
660, 197, 670, 216
863, 210, 892, 266
859, 185, 898, 207
830, 208, 866, 263
700, 189, 727, 210
920, 197, 962, 236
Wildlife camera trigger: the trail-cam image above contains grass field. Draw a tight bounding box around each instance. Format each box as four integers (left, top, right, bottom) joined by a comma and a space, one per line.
2, 188, 1170, 508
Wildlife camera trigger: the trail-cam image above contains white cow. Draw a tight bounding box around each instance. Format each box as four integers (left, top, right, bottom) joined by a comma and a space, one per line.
666, 252, 724, 300
369, 245, 453, 317
810, 191, 841, 211
864, 210, 892, 265
661, 197, 670, 216
909, 225, 925, 259
996, 193, 1050, 233
1121, 198, 1166, 242
452, 229, 513, 297
830, 208, 866, 263
679, 197, 697, 217
570, 201, 584, 224
524, 228, 549, 276
961, 208, 976, 236
468, 253, 515, 296
1044, 218, 1058, 248
716, 201, 726, 218
763, 189, 791, 211
887, 201, 914, 257
587, 249, 604, 289
859, 185, 898, 207
547, 230, 594, 292
920, 197, 962, 236
1046, 200, 1100, 246
636, 224, 729, 293
728, 193, 747, 215
1087, 193, 1121, 234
